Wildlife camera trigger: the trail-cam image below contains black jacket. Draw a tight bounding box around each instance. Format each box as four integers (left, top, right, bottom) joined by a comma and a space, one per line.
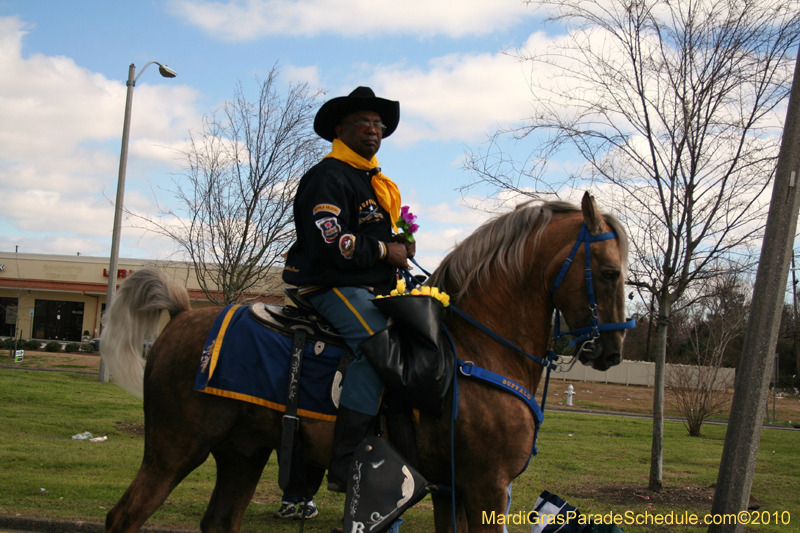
283, 158, 396, 294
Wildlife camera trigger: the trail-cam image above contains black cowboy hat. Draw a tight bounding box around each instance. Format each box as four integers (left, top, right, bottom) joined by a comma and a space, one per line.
314, 86, 400, 142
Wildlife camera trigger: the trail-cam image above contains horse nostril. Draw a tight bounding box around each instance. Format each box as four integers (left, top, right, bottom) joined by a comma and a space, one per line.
591, 352, 621, 371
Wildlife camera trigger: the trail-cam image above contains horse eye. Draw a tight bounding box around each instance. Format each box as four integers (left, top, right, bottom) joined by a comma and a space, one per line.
602, 270, 620, 282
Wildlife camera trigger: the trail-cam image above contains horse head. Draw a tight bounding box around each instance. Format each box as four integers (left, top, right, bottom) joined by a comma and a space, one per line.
549, 192, 631, 371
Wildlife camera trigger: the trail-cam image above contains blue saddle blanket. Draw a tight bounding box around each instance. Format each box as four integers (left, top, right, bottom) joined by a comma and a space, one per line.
194, 304, 345, 421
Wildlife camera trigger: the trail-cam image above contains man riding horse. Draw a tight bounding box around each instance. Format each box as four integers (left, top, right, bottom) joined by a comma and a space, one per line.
282, 87, 415, 499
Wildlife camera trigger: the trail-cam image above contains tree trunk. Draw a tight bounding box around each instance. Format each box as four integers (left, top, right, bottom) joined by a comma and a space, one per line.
648, 293, 671, 491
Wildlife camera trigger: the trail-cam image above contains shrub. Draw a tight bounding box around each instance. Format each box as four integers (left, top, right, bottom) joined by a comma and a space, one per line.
24, 340, 42, 351
64, 343, 81, 353
3, 339, 25, 350
44, 341, 62, 352
1, 339, 25, 350
80, 343, 95, 353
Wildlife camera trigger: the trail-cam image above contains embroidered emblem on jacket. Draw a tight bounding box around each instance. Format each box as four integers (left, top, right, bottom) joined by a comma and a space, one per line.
358, 203, 384, 225
313, 203, 341, 216
316, 217, 341, 243
359, 199, 378, 210
339, 234, 356, 259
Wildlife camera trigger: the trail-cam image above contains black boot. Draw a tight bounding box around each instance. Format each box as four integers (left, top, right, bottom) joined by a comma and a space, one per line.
383, 392, 420, 470
327, 405, 374, 492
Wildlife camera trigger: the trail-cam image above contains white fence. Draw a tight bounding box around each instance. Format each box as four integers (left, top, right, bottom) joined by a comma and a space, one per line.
552, 357, 735, 391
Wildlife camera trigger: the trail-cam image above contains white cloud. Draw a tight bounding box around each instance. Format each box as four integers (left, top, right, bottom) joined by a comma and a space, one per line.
283, 65, 322, 88
0, 16, 202, 257
424, 201, 491, 226
406, 200, 496, 271
168, 0, 535, 41
2, 189, 106, 234
305, 31, 552, 145
0, 16, 200, 173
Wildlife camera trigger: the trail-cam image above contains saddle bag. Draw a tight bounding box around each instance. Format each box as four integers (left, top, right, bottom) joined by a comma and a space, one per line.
359, 295, 454, 418
343, 436, 429, 533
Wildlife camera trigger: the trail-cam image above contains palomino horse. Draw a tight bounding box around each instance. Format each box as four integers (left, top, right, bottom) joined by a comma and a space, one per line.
102, 193, 630, 533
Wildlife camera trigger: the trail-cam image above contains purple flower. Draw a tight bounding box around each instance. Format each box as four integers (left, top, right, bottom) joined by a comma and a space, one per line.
398, 205, 419, 236
399, 206, 416, 225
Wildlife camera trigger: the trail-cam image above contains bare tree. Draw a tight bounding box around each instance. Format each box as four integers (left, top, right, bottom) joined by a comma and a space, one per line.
668, 274, 747, 436
464, 0, 800, 490
143, 68, 325, 305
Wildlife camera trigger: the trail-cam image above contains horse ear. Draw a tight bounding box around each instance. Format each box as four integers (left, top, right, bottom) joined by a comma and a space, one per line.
581, 192, 605, 235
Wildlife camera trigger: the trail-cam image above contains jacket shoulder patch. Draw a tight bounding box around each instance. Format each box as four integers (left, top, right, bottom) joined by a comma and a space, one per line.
339, 234, 356, 259
314, 204, 341, 216
315, 217, 341, 243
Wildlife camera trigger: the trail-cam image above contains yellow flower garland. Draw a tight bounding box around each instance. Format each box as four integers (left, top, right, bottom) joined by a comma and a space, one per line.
376, 280, 450, 307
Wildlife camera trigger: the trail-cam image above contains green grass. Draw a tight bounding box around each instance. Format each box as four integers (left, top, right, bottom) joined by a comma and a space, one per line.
1, 368, 798, 532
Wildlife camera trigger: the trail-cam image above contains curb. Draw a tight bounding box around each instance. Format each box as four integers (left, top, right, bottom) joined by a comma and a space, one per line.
0, 516, 197, 533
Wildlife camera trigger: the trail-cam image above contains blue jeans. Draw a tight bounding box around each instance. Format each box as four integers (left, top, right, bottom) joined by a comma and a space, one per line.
307, 286, 388, 416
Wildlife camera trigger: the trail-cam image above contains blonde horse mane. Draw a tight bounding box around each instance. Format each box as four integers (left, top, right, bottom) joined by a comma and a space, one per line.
428, 199, 628, 302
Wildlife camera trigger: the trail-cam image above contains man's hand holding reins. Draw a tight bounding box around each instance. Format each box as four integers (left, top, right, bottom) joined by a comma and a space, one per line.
384, 242, 412, 268
392, 233, 416, 260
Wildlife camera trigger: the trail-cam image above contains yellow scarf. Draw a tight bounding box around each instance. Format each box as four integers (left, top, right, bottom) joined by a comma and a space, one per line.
324, 139, 401, 232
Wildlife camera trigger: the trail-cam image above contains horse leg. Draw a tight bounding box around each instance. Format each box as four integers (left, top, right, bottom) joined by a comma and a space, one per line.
200, 444, 272, 533
461, 484, 509, 533
432, 493, 470, 533
104, 441, 211, 533
432, 493, 454, 533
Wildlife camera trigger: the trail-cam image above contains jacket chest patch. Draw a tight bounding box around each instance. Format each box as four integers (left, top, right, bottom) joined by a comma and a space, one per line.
359, 202, 384, 225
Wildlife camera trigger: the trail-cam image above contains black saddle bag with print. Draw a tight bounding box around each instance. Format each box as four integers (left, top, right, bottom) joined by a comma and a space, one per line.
359, 295, 454, 418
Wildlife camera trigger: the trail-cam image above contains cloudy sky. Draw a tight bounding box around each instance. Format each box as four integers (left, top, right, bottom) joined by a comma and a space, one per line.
0, 0, 567, 269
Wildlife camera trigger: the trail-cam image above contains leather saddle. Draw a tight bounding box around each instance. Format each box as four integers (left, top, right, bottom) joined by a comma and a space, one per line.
248, 287, 346, 347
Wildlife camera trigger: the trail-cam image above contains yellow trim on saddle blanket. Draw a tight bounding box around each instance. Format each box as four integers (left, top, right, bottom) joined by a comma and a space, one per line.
200, 387, 337, 422
207, 304, 242, 380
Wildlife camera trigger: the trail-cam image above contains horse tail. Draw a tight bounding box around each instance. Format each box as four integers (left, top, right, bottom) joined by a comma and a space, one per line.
101, 267, 191, 397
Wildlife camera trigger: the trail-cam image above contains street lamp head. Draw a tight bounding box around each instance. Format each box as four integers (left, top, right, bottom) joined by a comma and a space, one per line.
132, 61, 178, 84
158, 65, 177, 78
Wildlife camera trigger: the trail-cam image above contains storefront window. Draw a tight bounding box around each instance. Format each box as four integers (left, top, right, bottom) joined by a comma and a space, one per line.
0, 297, 18, 337
32, 300, 85, 341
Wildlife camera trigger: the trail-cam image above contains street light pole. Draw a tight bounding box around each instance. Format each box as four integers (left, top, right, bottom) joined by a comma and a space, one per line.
99, 62, 176, 383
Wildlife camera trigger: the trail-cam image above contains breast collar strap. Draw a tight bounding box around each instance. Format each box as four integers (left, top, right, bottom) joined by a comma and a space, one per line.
456, 352, 554, 462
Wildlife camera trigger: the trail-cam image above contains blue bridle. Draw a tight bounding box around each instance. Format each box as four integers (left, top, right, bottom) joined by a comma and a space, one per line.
550, 222, 636, 350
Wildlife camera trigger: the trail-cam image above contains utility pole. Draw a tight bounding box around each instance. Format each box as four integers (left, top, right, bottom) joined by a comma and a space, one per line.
708, 45, 800, 532
793, 254, 800, 383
